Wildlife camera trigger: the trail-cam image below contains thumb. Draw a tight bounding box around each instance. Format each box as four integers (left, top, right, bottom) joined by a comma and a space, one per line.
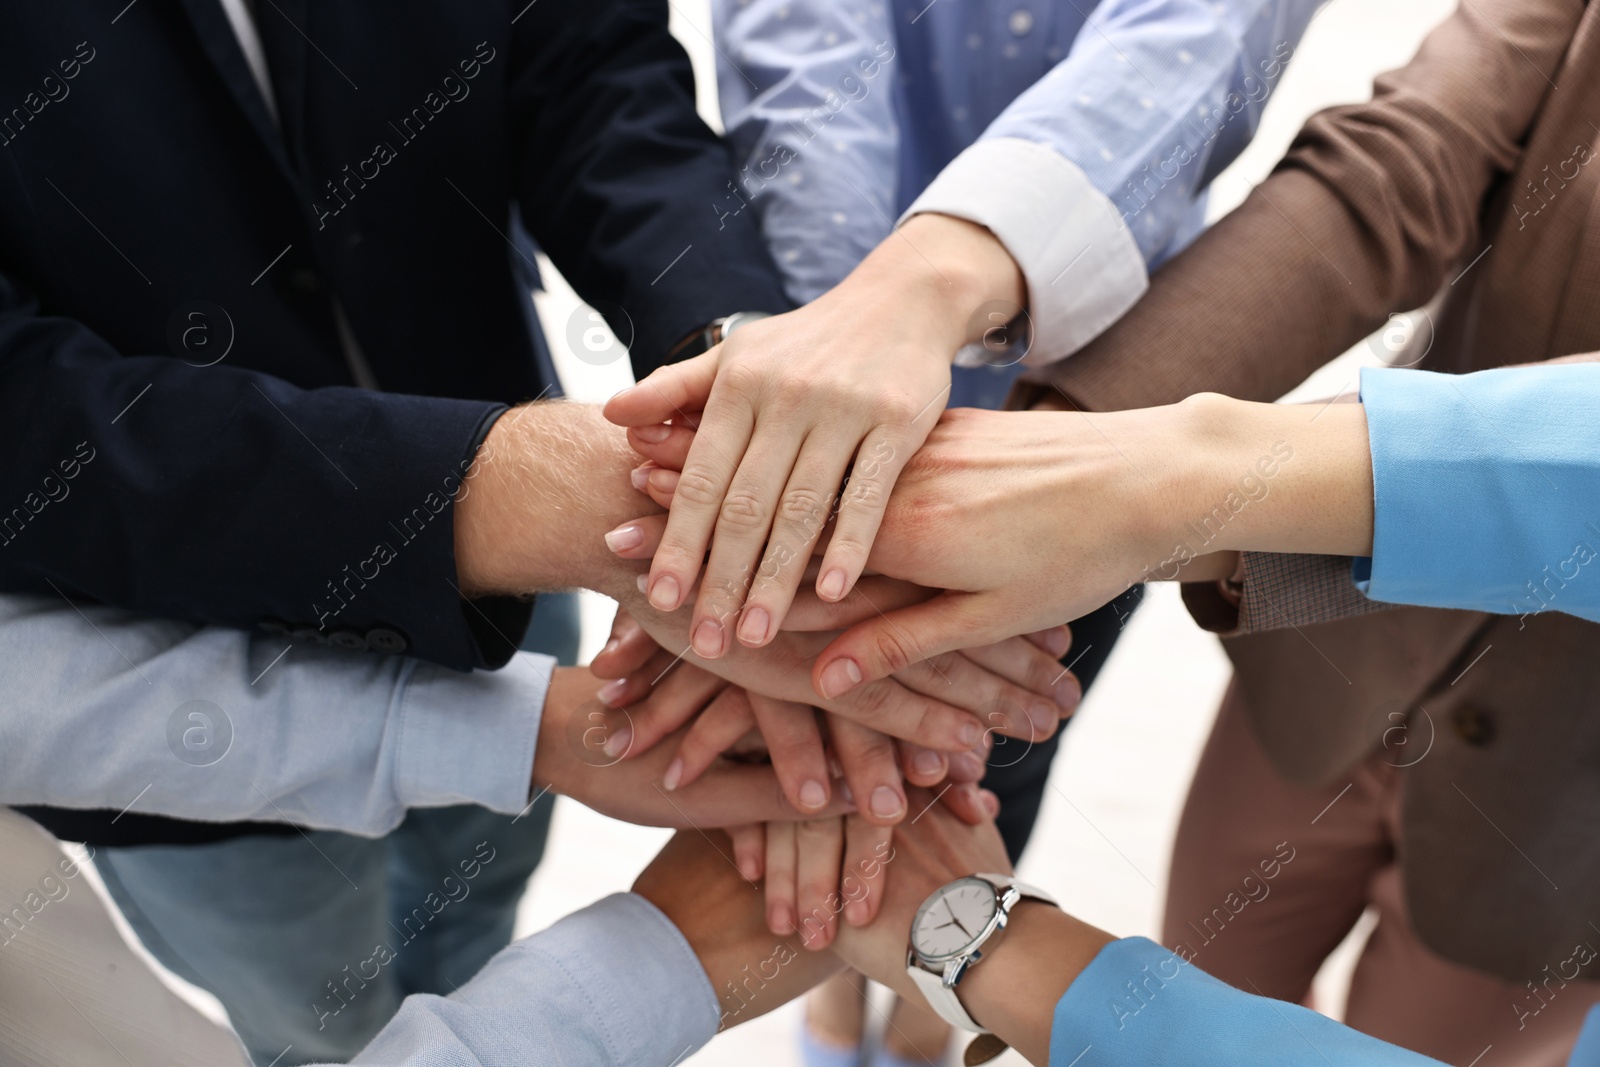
603, 349, 719, 426
811, 591, 1011, 698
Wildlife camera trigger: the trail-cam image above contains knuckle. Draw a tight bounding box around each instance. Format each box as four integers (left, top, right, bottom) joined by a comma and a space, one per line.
873, 396, 919, 426
778, 485, 828, 528
673, 467, 723, 509
720, 361, 768, 399
846, 728, 898, 771
871, 627, 922, 675
773, 375, 812, 407
841, 475, 885, 511
795, 818, 836, 841
718, 487, 769, 530
845, 681, 895, 725
925, 651, 964, 685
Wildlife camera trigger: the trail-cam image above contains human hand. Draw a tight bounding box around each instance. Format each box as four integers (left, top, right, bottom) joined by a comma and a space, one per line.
831, 791, 1114, 1066
632, 830, 844, 1029
532, 666, 854, 828
603, 215, 1025, 661
594, 600, 1074, 824
750, 777, 998, 952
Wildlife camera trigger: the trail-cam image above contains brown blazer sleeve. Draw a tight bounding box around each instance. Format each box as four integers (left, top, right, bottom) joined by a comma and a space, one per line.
1017, 0, 1584, 414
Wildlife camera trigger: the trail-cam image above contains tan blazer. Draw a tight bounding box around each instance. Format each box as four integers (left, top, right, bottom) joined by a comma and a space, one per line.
1024, 0, 1600, 983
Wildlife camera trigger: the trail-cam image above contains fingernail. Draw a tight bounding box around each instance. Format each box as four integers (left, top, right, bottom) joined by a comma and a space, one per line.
738, 856, 760, 882
838, 781, 854, 806
981, 789, 1001, 818
663, 757, 684, 791
870, 786, 905, 820
635, 573, 649, 594
603, 524, 643, 553
913, 749, 944, 778
1045, 626, 1071, 657
959, 718, 982, 748
609, 385, 635, 404
771, 904, 794, 935
648, 574, 680, 611
817, 657, 863, 699
737, 606, 770, 646
692, 618, 724, 658
601, 638, 619, 658
844, 900, 869, 926
1029, 700, 1058, 738
630, 466, 650, 491
798, 779, 827, 810
633, 424, 671, 443
818, 568, 847, 601
602, 723, 632, 759
648, 468, 678, 493
597, 678, 628, 707
1055, 674, 1083, 712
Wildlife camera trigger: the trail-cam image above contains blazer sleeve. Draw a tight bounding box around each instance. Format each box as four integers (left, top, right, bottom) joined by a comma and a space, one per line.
1016, 0, 1584, 413
507, 0, 793, 376
0, 265, 531, 671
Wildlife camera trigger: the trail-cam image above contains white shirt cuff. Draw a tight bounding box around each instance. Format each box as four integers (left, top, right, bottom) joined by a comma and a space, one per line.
902, 137, 1148, 367
395, 650, 554, 816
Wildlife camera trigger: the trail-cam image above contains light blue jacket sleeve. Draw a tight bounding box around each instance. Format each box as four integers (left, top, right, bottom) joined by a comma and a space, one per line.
712, 0, 900, 305
1051, 937, 1445, 1066
0, 594, 550, 835
912, 0, 1324, 364
340, 893, 720, 1067
1357, 363, 1600, 626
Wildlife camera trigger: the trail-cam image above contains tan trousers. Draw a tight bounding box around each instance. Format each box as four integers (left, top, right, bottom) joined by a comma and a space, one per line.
1163, 682, 1599, 1067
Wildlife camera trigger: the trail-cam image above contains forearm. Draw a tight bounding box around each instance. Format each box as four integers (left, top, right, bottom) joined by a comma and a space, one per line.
944, 904, 1112, 1067
454, 401, 657, 602
1171, 394, 1374, 559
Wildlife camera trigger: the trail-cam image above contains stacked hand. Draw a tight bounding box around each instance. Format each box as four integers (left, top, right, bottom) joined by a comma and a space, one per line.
634, 787, 1114, 1063
589, 602, 1062, 937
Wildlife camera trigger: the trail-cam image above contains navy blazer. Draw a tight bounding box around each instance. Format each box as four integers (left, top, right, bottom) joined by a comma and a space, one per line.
0, 0, 789, 672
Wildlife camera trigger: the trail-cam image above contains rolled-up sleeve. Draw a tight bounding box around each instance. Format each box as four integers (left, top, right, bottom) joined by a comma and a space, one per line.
907, 0, 1322, 366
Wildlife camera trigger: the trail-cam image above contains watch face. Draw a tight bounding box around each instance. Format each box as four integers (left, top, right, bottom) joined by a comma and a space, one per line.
911, 877, 999, 962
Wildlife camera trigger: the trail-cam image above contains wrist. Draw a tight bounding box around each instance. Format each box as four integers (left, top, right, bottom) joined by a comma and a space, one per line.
956, 903, 1112, 1064
842, 214, 1026, 359
1167, 393, 1374, 557
453, 402, 659, 599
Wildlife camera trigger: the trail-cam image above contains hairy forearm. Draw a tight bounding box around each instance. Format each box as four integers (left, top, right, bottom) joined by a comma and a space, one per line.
454, 401, 656, 601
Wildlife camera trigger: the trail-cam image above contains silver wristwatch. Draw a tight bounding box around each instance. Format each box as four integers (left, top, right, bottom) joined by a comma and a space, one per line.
905, 873, 1057, 1032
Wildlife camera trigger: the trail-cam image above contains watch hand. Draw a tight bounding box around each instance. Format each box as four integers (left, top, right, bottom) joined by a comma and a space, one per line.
952, 915, 976, 940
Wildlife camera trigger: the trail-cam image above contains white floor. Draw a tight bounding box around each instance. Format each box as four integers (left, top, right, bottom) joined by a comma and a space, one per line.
514, 3, 1456, 1064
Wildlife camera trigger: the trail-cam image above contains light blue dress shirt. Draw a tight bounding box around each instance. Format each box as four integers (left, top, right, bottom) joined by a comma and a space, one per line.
713, 0, 1322, 406
1357, 363, 1600, 626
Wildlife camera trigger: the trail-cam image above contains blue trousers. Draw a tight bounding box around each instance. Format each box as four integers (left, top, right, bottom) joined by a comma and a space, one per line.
96, 592, 581, 1066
